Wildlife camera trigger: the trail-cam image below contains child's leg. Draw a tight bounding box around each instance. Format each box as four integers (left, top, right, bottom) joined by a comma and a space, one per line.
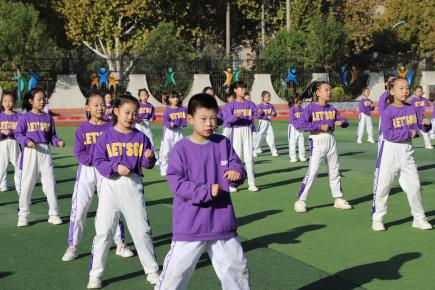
119, 175, 158, 274
0, 140, 10, 190
357, 113, 365, 142
430, 118, 435, 139
222, 127, 231, 139
18, 147, 39, 217
420, 130, 432, 148
160, 128, 172, 175
143, 121, 155, 149
297, 130, 306, 160
377, 117, 383, 153
265, 122, 277, 155
325, 136, 344, 198
156, 241, 207, 290
89, 179, 120, 278
297, 137, 325, 201
207, 237, 250, 290
288, 124, 295, 161
10, 140, 21, 195
366, 116, 374, 142
242, 127, 256, 186
253, 120, 266, 153
38, 144, 59, 217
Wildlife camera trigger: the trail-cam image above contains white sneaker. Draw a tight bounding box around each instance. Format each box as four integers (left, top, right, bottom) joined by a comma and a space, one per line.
248, 185, 259, 192
17, 216, 28, 227
289, 159, 298, 163
62, 247, 78, 261
372, 220, 385, 231
160, 172, 167, 176
368, 139, 375, 143
0, 187, 8, 192
271, 152, 279, 157
333, 198, 352, 210
48, 215, 63, 225
146, 272, 160, 285
294, 200, 307, 213
357, 140, 362, 144
253, 152, 258, 158
229, 186, 238, 193
425, 145, 434, 149
155, 160, 160, 165
299, 157, 307, 162
116, 243, 134, 258
412, 218, 432, 230
87, 277, 102, 289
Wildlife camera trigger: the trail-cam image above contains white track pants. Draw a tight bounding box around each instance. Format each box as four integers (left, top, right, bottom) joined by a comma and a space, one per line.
222, 127, 232, 140
160, 127, 183, 175
297, 133, 343, 201
90, 174, 158, 278
155, 237, 250, 290
372, 140, 426, 221
18, 144, 59, 217
0, 139, 20, 194
357, 113, 374, 142
253, 120, 277, 155
288, 124, 305, 161
67, 165, 125, 247
378, 117, 383, 153
420, 130, 432, 148
430, 119, 435, 139
232, 126, 255, 186
135, 121, 156, 149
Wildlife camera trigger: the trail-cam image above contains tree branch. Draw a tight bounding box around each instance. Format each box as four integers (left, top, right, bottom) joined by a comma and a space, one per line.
124, 59, 134, 74
123, 20, 138, 36
83, 41, 108, 59
97, 37, 108, 57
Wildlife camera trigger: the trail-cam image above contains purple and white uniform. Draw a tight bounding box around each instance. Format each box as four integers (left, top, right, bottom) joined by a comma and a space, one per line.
15, 111, 63, 218
253, 103, 278, 156
0, 112, 21, 193
159, 106, 187, 176
135, 102, 157, 149
288, 106, 305, 162
372, 103, 431, 223
89, 127, 159, 279
103, 103, 113, 122
357, 97, 375, 143
296, 103, 348, 202
223, 99, 259, 188
410, 96, 433, 148
156, 135, 250, 290
65, 121, 126, 251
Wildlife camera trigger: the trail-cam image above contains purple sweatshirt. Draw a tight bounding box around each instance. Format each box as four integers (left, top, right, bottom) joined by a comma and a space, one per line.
410, 96, 430, 118
381, 103, 432, 143
74, 121, 112, 166
298, 103, 348, 133
257, 103, 276, 120
289, 106, 303, 129
223, 99, 259, 128
221, 103, 232, 128
137, 103, 156, 123
163, 106, 187, 129
15, 111, 62, 147
0, 112, 20, 139
359, 97, 375, 116
378, 91, 388, 114
103, 103, 113, 122
167, 134, 246, 241
93, 127, 155, 178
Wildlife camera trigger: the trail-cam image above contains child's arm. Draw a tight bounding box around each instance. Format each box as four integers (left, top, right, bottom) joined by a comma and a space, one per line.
180, 108, 188, 128
167, 146, 214, 205
49, 116, 64, 147
163, 109, 171, 128
370, 100, 375, 112
150, 105, 156, 122
298, 107, 320, 132
381, 110, 412, 142
141, 135, 156, 169
14, 115, 32, 147
73, 128, 92, 166
225, 139, 246, 188
335, 109, 349, 128
271, 104, 277, 117
223, 103, 239, 125
416, 107, 432, 133
93, 134, 119, 178
217, 109, 224, 126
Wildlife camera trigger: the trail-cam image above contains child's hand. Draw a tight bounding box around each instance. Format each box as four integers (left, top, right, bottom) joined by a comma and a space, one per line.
335, 121, 343, 127
271, 112, 277, 117
235, 112, 243, 117
27, 140, 36, 149
144, 149, 154, 159
0, 129, 11, 136
320, 124, 329, 132
169, 121, 175, 128
422, 118, 430, 126
267, 115, 273, 120
411, 130, 417, 138
117, 164, 130, 176
224, 170, 241, 181
211, 184, 221, 198
58, 140, 65, 147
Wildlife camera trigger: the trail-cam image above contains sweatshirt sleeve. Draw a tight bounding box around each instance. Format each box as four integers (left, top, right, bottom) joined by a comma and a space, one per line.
226, 139, 246, 187
223, 103, 239, 125
163, 108, 171, 128
141, 135, 156, 169
359, 99, 364, 113
93, 133, 118, 178
73, 127, 92, 166
15, 115, 32, 146
298, 106, 321, 132
180, 107, 187, 128
381, 110, 411, 142
151, 105, 156, 121
167, 144, 213, 205
335, 110, 349, 128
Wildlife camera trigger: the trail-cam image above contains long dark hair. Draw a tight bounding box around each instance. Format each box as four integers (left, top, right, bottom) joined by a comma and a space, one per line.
85, 93, 104, 120
301, 81, 330, 102
166, 90, 182, 106
111, 94, 140, 125
0, 91, 17, 112
22, 88, 45, 111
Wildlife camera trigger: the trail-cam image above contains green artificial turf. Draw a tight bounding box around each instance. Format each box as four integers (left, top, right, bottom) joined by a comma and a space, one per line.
1, 120, 434, 289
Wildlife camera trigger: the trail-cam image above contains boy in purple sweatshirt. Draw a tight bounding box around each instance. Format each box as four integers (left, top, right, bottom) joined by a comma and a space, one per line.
156, 93, 250, 290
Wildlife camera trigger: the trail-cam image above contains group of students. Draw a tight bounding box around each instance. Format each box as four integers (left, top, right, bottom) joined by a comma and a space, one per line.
0, 75, 434, 289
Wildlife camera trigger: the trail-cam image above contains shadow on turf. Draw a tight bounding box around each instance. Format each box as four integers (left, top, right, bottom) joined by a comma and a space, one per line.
418, 163, 435, 171
53, 155, 74, 161
146, 197, 173, 206
261, 170, 350, 189
299, 252, 421, 289
54, 163, 78, 169
256, 166, 306, 178
0, 272, 13, 279
339, 151, 364, 157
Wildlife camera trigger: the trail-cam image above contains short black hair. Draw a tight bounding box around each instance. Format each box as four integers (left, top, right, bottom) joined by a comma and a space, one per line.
187, 93, 218, 116
233, 80, 247, 89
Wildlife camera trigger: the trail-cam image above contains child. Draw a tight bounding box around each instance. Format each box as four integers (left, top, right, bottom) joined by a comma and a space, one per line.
409, 86, 433, 149
253, 91, 278, 157
357, 87, 375, 144
62, 94, 133, 262
156, 93, 250, 290
15, 88, 65, 227
377, 74, 397, 152
135, 88, 157, 149
224, 81, 259, 192
294, 81, 352, 213
221, 93, 235, 139
103, 93, 114, 122
159, 90, 187, 176
203, 86, 224, 128
372, 77, 432, 231
88, 95, 159, 288
288, 93, 306, 163
0, 91, 20, 193
431, 101, 435, 139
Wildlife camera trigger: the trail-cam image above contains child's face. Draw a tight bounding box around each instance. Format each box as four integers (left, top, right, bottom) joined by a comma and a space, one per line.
363, 89, 370, 98
295, 100, 302, 107
390, 79, 409, 102
263, 94, 271, 103
2, 95, 14, 111
139, 91, 149, 103
234, 87, 246, 98
188, 107, 217, 139
87, 96, 105, 119
30, 92, 46, 111
415, 88, 423, 97
104, 94, 112, 104
114, 102, 138, 128
169, 95, 180, 106
316, 84, 332, 102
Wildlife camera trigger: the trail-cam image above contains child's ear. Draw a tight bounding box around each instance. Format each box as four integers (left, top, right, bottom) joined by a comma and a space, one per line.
113, 107, 120, 116
187, 114, 194, 125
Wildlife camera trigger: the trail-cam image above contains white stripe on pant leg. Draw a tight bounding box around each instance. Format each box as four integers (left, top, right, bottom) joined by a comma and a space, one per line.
18, 147, 39, 217
325, 135, 343, 198
37, 144, 59, 216
156, 241, 207, 290
207, 237, 250, 290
